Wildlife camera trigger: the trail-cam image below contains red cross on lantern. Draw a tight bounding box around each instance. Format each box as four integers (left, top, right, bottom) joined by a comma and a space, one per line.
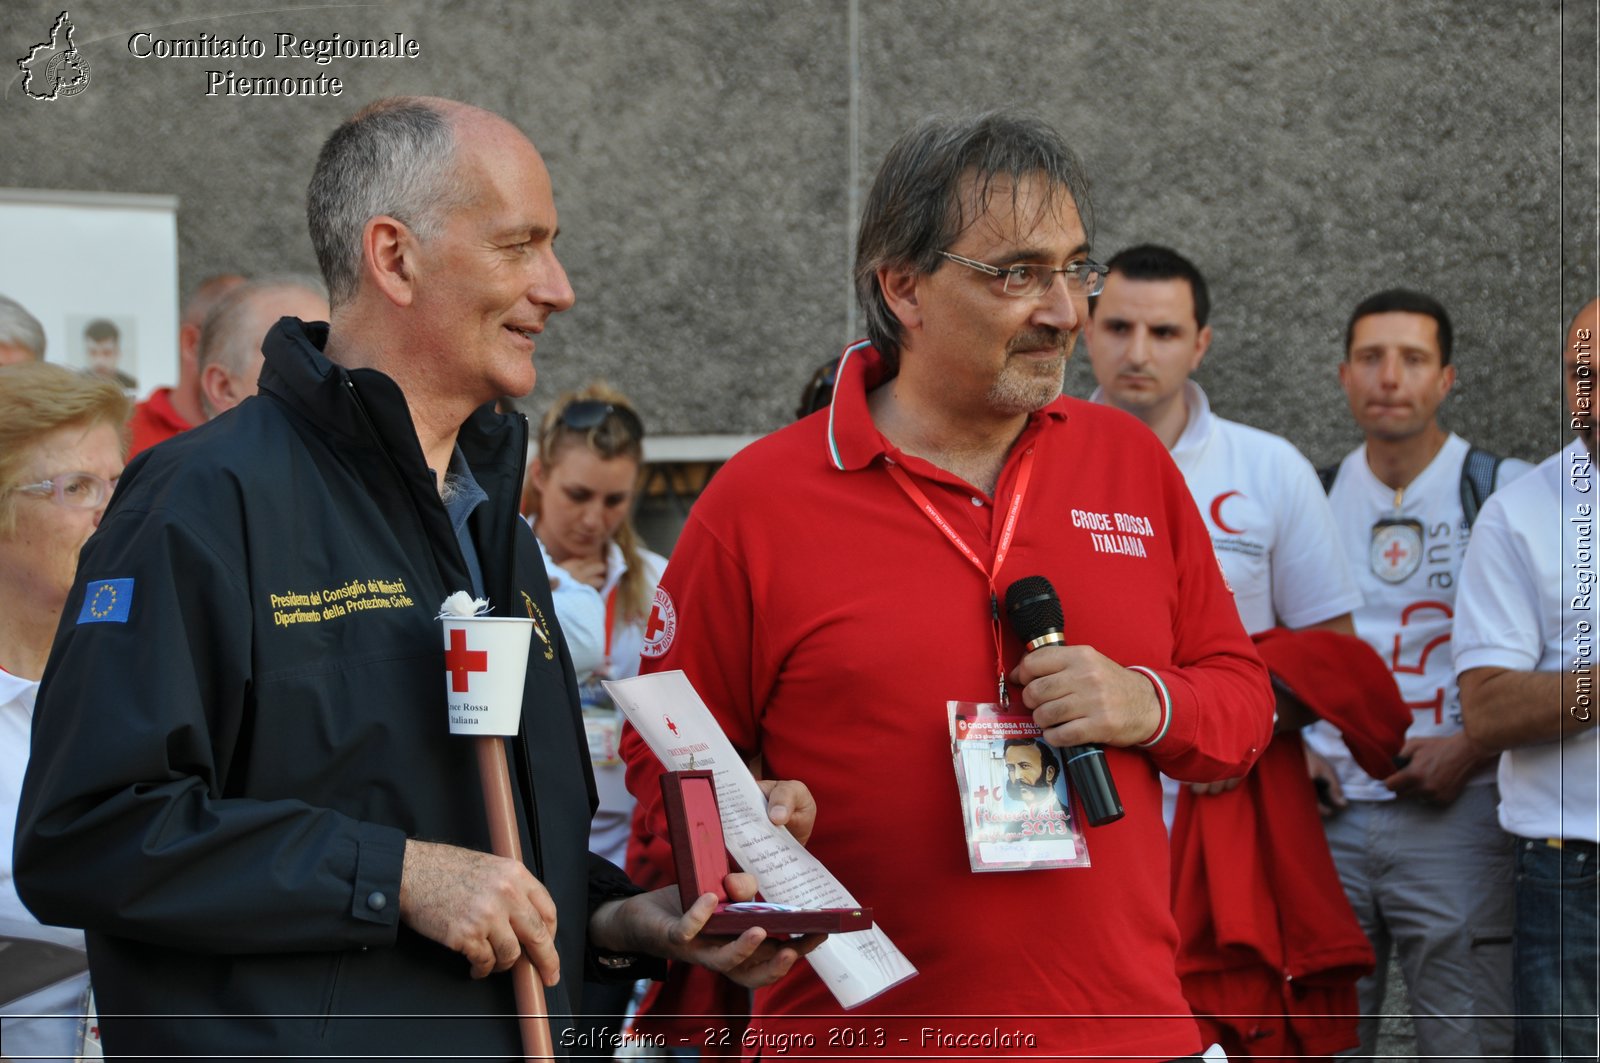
1383, 539, 1408, 567
445, 628, 488, 693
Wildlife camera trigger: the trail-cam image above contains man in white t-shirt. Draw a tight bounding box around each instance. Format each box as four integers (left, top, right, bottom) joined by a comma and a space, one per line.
1085, 244, 1359, 638
1456, 297, 1600, 1062
1304, 288, 1530, 1061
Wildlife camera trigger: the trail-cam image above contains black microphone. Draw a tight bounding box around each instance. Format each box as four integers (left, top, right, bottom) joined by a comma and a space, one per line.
1004, 575, 1125, 827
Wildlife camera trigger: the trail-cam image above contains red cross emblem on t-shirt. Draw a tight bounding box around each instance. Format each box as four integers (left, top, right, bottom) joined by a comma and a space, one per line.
445, 628, 488, 692
1370, 519, 1424, 585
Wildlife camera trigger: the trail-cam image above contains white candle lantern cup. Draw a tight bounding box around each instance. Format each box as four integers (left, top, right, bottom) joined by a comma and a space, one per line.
440, 615, 534, 736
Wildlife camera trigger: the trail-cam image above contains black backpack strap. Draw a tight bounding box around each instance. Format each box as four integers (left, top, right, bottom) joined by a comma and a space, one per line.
1460, 445, 1505, 529
1317, 462, 1340, 495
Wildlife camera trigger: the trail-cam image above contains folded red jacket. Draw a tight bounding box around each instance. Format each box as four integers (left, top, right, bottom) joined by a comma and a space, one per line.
1252, 626, 1410, 781
1170, 627, 1408, 1060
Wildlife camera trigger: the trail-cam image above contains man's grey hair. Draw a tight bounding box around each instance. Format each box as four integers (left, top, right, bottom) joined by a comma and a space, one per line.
182, 273, 248, 330
0, 294, 46, 359
197, 274, 328, 406
854, 111, 1095, 373
306, 97, 469, 308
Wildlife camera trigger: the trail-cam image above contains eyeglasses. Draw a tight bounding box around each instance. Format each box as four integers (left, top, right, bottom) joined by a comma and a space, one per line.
554, 400, 644, 441
938, 251, 1108, 298
13, 471, 118, 509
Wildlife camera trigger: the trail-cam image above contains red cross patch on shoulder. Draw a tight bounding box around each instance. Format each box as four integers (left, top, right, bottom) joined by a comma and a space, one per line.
640, 586, 677, 658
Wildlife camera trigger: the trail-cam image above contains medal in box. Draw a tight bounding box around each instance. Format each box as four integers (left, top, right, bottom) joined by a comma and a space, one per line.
660, 769, 874, 935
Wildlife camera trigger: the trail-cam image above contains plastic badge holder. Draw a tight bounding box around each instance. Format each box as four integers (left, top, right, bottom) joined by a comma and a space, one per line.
660, 769, 873, 935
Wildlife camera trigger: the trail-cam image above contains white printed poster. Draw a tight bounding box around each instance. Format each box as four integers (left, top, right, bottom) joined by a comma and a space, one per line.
0, 188, 179, 396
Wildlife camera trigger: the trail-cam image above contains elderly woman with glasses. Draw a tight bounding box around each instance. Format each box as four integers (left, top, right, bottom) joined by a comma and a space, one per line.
521, 381, 666, 1051
0, 361, 128, 1058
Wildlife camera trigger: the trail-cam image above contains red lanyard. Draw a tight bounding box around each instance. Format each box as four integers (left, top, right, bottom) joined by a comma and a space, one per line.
603, 584, 618, 661
884, 445, 1036, 707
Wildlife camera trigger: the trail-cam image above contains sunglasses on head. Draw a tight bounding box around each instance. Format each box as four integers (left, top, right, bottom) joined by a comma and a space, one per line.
555, 399, 644, 441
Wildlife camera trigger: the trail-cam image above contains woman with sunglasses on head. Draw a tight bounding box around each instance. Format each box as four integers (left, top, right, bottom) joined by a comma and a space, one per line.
523, 381, 666, 1054
0, 361, 128, 1060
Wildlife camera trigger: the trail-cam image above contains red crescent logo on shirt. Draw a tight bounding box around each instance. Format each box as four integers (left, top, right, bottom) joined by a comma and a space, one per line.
1209, 490, 1246, 535
641, 586, 677, 658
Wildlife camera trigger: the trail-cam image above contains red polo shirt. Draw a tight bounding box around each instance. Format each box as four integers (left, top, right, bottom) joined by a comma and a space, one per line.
626, 343, 1272, 1061
127, 387, 192, 457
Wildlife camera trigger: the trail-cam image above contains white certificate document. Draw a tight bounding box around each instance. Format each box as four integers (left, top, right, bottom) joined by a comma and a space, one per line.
603, 669, 917, 1008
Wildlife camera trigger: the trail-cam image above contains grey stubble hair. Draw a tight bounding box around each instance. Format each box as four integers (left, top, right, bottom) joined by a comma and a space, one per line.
306, 97, 470, 308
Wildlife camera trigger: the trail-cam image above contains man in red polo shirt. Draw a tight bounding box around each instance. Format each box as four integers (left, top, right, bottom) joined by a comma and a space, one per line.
127, 273, 245, 456
625, 112, 1273, 1062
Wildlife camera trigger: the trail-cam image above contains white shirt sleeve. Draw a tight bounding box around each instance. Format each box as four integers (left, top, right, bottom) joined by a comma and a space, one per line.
535, 536, 606, 677
1269, 446, 1364, 629
1495, 456, 1537, 489
1452, 493, 1544, 676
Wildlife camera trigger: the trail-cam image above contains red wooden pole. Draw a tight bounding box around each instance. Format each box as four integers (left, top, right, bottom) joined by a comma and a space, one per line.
476, 736, 555, 1061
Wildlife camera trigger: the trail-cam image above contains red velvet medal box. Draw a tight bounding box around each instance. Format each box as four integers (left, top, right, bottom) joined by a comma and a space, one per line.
660, 769, 874, 935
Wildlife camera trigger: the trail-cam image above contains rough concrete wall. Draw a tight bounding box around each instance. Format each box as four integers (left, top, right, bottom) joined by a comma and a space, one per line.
1, 1, 1590, 464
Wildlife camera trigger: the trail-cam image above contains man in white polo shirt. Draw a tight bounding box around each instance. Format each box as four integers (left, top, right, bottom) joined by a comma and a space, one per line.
1304, 288, 1531, 1061
1085, 235, 1370, 835
1085, 243, 1359, 644
1456, 297, 1600, 1062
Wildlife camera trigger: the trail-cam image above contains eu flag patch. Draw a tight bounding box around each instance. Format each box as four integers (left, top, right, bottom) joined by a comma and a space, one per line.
77, 578, 134, 625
